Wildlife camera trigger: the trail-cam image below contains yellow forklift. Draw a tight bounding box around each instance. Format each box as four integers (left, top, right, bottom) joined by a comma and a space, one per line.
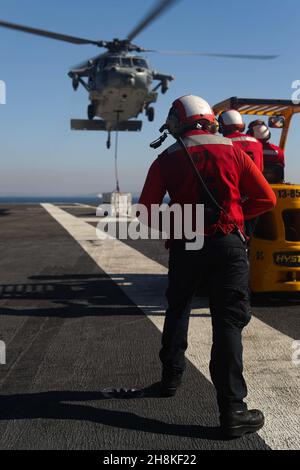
213, 97, 300, 295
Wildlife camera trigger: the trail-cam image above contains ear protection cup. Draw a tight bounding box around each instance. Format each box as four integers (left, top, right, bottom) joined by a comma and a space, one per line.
166, 106, 181, 137
248, 120, 271, 141
202, 119, 219, 134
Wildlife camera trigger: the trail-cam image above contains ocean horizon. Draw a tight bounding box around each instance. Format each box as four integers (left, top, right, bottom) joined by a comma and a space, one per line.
0, 195, 140, 204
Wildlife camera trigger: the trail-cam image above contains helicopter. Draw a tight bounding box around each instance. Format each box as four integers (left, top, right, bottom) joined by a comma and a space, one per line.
68, 44, 175, 149
0, 0, 278, 149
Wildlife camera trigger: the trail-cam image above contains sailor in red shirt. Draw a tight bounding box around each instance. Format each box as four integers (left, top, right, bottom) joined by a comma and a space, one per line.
247, 120, 285, 182
139, 95, 275, 438
218, 110, 264, 172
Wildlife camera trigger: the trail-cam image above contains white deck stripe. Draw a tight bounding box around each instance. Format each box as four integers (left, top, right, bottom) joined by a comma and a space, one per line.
42, 203, 300, 450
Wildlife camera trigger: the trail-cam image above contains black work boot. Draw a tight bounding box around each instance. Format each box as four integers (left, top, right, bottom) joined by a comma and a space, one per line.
220, 409, 265, 438
159, 369, 183, 397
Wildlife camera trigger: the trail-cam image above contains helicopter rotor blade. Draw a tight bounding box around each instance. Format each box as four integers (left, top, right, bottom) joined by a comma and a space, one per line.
127, 0, 179, 42
0, 19, 105, 46
144, 49, 278, 60
71, 54, 102, 71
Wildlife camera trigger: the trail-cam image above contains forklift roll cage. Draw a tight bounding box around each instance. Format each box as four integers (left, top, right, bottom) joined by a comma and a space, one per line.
213, 97, 300, 151
213, 97, 300, 295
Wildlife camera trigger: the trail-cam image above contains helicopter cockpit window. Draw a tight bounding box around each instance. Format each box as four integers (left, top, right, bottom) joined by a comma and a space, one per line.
121, 58, 133, 67
104, 57, 120, 68
133, 58, 148, 69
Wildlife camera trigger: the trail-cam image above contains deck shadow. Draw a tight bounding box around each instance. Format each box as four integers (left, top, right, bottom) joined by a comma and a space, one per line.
0, 389, 223, 441
0, 273, 209, 318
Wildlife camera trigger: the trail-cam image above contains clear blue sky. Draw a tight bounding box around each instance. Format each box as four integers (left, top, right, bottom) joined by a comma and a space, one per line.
0, 0, 300, 196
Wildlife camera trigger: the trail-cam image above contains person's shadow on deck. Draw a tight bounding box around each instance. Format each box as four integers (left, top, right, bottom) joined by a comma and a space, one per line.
0, 387, 222, 441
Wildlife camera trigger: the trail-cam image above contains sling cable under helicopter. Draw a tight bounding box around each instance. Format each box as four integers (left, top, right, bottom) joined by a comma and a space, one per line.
0, 0, 279, 149
113, 112, 121, 194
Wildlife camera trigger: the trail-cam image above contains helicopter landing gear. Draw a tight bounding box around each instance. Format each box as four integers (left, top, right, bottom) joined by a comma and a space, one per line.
87, 104, 95, 120
146, 106, 155, 122
107, 132, 111, 149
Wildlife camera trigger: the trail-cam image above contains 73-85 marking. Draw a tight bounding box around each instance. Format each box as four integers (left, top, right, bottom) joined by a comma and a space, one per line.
278, 189, 300, 199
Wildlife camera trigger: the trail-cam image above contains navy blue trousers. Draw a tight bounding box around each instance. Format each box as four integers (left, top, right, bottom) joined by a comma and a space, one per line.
159, 233, 251, 413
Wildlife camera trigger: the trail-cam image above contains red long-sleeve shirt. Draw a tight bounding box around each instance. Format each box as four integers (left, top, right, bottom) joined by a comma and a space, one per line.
226, 131, 264, 172
139, 130, 276, 237
263, 142, 285, 168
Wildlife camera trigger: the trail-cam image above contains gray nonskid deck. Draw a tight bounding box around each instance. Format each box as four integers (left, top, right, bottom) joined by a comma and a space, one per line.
0, 204, 299, 450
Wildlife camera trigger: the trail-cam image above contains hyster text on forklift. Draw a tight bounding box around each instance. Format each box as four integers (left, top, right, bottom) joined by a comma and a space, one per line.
213, 97, 300, 295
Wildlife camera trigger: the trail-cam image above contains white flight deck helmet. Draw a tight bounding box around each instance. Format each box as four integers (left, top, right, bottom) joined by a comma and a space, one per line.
247, 120, 271, 142
218, 109, 245, 135
165, 95, 217, 137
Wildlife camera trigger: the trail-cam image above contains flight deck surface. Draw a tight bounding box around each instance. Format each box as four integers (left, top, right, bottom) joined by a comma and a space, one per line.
0, 204, 299, 450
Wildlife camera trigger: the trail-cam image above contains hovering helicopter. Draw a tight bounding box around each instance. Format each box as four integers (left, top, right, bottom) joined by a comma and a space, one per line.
0, 0, 278, 149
